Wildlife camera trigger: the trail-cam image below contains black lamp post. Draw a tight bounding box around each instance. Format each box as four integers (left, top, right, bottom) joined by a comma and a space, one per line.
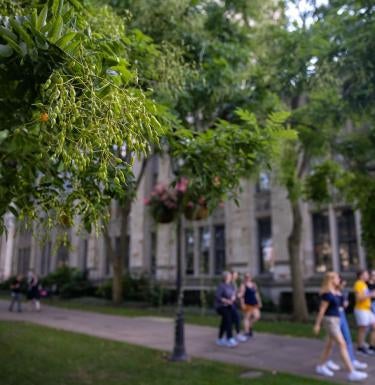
170, 157, 188, 362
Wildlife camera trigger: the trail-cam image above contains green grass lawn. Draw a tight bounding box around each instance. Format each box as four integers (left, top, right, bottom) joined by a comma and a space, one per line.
0, 321, 334, 385
42, 297, 317, 339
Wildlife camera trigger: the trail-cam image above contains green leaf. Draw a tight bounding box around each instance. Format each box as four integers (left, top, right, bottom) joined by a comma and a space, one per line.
0, 44, 13, 57
9, 17, 34, 49
55, 31, 78, 50
8, 206, 18, 218
37, 5, 49, 30
67, 0, 83, 10
0, 26, 18, 41
52, 0, 64, 16
0, 130, 9, 142
49, 15, 64, 42
0, 34, 23, 56
64, 38, 81, 54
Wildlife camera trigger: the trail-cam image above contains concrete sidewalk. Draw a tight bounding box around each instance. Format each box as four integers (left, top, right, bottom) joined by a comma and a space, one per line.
0, 300, 373, 383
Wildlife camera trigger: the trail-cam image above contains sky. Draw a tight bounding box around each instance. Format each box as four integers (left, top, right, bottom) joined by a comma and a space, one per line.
286, 0, 329, 28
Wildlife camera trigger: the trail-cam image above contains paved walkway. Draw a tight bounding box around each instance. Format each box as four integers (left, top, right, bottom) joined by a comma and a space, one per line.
0, 300, 373, 383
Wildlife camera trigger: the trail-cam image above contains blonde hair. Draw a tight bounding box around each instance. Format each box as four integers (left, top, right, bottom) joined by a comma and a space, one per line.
320, 271, 337, 293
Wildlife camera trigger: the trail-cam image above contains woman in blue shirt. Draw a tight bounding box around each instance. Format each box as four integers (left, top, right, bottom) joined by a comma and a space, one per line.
314, 272, 367, 382
214, 271, 238, 347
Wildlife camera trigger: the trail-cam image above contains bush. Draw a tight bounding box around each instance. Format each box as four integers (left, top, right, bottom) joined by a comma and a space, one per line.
0, 276, 15, 291
41, 266, 93, 299
0, 275, 28, 293
279, 291, 320, 313
96, 273, 175, 305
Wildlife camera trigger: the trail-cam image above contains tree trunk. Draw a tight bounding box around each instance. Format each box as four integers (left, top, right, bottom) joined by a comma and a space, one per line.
108, 203, 131, 306
108, 157, 148, 305
287, 199, 309, 321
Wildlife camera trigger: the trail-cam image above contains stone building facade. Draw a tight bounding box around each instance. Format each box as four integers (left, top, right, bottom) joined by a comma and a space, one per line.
0, 156, 367, 304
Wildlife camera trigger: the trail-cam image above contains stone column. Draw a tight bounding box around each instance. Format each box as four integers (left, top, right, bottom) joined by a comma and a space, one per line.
129, 158, 147, 274
225, 179, 254, 274
270, 184, 292, 280
86, 232, 99, 278
69, 223, 81, 269
0, 214, 16, 279
155, 155, 175, 281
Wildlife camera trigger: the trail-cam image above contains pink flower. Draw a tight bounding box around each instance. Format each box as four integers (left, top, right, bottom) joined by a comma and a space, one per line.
187, 201, 194, 208
143, 198, 150, 206
154, 183, 166, 194
176, 177, 189, 193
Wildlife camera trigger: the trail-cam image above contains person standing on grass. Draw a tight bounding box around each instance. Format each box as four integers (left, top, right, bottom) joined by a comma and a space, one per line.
238, 273, 262, 338
353, 269, 375, 355
327, 276, 368, 371
8, 275, 23, 312
314, 271, 367, 382
230, 270, 248, 342
214, 271, 238, 348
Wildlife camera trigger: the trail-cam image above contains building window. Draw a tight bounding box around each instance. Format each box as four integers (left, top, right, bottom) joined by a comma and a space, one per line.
312, 212, 332, 273
214, 225, 226, 275
337, 208, 358, 272
257, 217, 274, 273
256, 172, 271, 192
41, 241, 51, 275
185, 229, 195, 275
199, 226, 210, 275
57, 244, 69, 267
18, 247, 30, 274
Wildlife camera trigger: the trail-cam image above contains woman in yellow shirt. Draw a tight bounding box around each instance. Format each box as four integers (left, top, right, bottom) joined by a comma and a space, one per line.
353, 270, 375, 355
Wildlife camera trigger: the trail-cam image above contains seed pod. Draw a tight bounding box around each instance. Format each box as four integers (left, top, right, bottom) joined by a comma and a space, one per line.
39, 112, 49, 122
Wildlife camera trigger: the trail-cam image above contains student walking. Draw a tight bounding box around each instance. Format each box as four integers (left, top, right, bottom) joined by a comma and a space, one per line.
230, 270, 247, 342
314, 272, 367, 382
331, 276, 368, 370
214, 271, 238, 347
8, 275, 23, 312
238, 273, 262, 337
27, 271, 41, 312
353, 269, 375, 355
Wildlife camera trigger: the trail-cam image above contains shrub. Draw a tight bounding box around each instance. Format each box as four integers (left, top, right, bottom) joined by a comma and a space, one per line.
96, 273, 175, 305
41, 266, 93, 298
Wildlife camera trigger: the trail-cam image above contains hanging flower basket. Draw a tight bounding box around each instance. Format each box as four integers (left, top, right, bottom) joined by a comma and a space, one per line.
184, 205, 209, 221
151, 205, 176, 224
145, 182, 178, 224
195, 206, 209, 220
184, 206, 196, 220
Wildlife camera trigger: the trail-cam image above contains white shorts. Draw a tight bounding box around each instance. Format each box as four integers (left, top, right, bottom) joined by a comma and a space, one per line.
354, 309, 375, 327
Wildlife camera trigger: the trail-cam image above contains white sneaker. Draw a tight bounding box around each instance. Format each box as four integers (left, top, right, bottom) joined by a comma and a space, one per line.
316, 365, 334, 377
353, 360, 368, 370
348, 370, 368, 382
216, 338, 227, 346
226, 338, 238, 347
236, 334, 248, 342
326, 360, 340, 371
